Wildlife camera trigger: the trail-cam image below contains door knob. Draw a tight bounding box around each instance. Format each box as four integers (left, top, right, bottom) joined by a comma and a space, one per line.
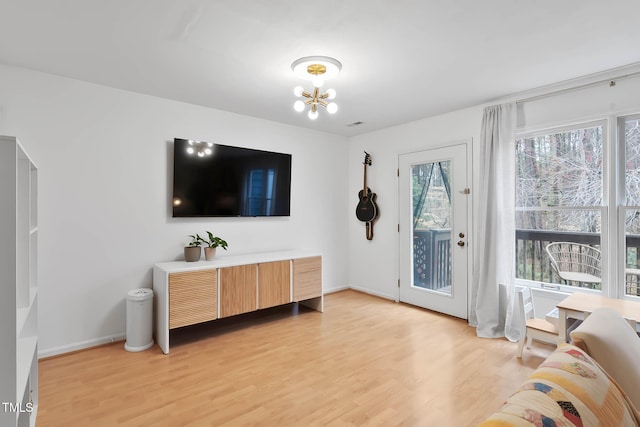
457, 240, 465, 247
459, 232, 465, 238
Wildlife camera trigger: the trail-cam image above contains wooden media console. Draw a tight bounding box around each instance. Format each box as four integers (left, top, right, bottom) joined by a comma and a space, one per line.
153, 251, 322, 354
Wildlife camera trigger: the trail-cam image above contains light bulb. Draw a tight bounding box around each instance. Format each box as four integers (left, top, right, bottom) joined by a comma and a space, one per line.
197, 151, 205, 157
326, 88, 336, 100
312, 76, 324, 88
327, 102, 338, 114
308, 110, 318, 120
294, 100, 305, 112
186, 147, 194, 154
293, 86, 304, 97
204, 148, 212, 155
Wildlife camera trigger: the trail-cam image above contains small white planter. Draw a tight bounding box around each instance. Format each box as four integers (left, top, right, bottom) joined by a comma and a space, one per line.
204, 247, 217, 261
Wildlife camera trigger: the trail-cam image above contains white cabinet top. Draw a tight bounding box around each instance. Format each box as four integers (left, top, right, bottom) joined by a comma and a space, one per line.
155, 250, 322, 273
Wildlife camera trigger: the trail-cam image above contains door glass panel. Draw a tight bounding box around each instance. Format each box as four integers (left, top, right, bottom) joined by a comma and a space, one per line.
411, 161, 452, 295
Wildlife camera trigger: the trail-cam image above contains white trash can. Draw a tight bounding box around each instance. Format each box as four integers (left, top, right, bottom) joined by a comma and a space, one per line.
124, 288, 154, 352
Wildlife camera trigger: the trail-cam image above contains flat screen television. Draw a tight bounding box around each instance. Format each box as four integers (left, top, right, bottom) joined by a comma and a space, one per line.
172, 138, 292, 217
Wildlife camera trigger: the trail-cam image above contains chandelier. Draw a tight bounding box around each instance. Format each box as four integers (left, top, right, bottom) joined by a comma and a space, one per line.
185, 140, 214, 157
291, 56, 342, 120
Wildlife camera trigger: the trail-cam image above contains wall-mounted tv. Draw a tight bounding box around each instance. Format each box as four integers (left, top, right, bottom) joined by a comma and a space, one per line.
172, 138, 292, 217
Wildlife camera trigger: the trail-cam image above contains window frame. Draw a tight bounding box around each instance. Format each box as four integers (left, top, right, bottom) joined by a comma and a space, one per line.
617, 113, 640, 299
514, 118, 611, 296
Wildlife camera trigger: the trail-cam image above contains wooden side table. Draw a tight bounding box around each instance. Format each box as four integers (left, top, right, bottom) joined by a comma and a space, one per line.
556, 293, 640, 343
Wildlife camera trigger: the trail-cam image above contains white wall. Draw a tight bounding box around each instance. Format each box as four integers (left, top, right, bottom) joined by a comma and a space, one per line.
347, 107, 483, 302
345, 67, 640, 312
0, 64, 349, 356
517, 72, 640, 131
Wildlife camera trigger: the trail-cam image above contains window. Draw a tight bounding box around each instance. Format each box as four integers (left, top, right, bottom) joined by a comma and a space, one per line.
412, 161, 452, 291
245, 168, 276, 216
622, 115, 640, 297
515, 121, 606, 292
515, 115, 640, 298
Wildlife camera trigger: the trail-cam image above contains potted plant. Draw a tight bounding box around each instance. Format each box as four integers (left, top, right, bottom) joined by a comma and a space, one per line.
200, 231, 229, 260
184, 234, 203, 262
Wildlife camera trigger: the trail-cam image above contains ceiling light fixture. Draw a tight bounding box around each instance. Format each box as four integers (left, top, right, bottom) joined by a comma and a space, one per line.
291, 56, 341, 120
185, 140, 214, 157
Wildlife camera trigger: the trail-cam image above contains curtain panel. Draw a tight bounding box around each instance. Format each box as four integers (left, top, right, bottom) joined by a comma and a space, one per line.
470, 103, 519, 341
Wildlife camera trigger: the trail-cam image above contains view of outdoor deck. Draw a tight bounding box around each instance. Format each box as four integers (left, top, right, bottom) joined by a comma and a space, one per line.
412, 229, 640, 297
413, 229, 451, 293
515, 229, 640, 297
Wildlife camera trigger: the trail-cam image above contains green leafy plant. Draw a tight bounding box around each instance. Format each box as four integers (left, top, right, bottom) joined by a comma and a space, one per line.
201, 231, 229, 250
187, 234, 203, 247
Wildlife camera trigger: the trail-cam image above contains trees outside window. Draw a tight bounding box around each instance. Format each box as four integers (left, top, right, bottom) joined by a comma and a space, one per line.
516, 115, 640, 297
622, 116, 640, 296
516, 123, 604, 289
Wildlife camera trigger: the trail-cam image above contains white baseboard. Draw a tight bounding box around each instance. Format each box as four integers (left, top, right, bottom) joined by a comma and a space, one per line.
323, 285, 350, 294
40, 285, 393, 358
39, 333, 126, 359
347, 285, 396, 301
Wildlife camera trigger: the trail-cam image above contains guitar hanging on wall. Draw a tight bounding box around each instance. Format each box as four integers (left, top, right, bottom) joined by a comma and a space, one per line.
356, 151, 379, 240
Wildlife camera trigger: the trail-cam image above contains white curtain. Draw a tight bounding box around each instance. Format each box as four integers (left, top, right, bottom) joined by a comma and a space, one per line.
470, 103, 519, 341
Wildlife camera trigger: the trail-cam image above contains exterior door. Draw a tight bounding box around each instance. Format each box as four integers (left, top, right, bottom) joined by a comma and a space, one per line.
398, 144, 469, 318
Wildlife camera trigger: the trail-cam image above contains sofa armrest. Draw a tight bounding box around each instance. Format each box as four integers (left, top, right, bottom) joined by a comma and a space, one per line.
570, 307, 640, 411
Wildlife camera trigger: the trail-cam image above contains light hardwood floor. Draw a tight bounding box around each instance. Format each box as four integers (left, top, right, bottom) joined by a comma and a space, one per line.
38, 290, 553, 426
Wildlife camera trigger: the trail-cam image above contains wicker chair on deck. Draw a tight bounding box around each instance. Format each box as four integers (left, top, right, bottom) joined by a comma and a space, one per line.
545, 242, 602, 286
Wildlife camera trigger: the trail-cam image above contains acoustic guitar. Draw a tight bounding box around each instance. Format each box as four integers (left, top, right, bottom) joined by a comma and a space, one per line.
356, 152, 379, 236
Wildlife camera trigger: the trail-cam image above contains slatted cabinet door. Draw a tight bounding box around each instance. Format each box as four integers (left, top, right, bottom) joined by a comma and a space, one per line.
292, 256, 322, 301
219, 264, 258, 318
258, 260, 291, 309
169, 269, 217, 329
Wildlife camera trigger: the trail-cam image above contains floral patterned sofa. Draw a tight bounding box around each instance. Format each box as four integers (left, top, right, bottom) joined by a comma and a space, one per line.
480, 307, 640, 427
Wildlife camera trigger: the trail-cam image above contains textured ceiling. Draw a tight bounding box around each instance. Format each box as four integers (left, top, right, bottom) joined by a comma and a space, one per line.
1, 0, 639, 136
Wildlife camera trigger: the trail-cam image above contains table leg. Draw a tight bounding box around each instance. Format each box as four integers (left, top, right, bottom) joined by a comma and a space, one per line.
557, 307, 568, 344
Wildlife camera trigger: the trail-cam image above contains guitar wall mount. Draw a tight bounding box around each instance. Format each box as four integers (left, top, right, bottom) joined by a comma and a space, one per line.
355, 151, 379, 240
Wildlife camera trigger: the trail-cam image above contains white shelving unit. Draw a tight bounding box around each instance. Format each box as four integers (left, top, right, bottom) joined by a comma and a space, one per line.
1, 136, 38, 427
